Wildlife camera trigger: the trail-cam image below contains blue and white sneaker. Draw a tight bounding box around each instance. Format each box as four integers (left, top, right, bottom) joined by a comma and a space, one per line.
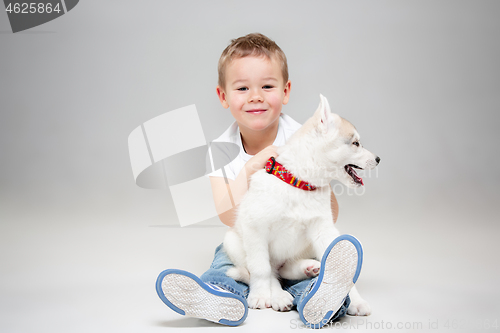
156, 269, 248, 326
298, 235, 363, 329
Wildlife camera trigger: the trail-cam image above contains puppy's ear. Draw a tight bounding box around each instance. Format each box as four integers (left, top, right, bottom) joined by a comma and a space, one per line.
317, 94, 341, 133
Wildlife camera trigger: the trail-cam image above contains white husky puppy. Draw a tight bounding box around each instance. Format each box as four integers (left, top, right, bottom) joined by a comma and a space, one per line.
223, 94, 379, 315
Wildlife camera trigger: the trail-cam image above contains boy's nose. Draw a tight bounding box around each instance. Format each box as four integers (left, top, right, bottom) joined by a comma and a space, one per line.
248, 92, 264, 103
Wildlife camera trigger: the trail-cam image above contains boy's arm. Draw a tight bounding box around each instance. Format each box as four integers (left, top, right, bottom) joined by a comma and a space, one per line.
209, 175, 245, 227
210, 145, 277, 227
330, 187, 339, 223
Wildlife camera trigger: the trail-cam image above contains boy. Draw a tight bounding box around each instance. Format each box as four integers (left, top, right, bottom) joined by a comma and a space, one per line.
156, 33, 364, 328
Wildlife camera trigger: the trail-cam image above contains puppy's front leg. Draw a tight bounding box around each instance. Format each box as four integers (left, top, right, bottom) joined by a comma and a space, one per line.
347, 285, 371, 316
310, 222, 340, 260
270, 276, 294, 312
243, 234, 273, 309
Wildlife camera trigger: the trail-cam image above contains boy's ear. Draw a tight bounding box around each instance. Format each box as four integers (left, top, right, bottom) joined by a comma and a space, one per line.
282, 80, 291, 105
216, 86, 229, 109
316, 94, 341, 134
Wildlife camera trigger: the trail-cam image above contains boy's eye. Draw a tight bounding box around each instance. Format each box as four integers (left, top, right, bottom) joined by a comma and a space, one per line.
263, 85, 274, 89
237, 87, 248, 91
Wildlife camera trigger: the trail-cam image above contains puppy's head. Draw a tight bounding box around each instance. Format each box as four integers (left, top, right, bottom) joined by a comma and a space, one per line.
313, 94, 380, 188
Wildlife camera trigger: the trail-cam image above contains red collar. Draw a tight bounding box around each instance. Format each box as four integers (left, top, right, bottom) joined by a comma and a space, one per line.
264, 157, 317, 191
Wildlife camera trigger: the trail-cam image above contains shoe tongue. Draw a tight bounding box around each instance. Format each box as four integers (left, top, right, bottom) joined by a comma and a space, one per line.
206, 283, 230, 293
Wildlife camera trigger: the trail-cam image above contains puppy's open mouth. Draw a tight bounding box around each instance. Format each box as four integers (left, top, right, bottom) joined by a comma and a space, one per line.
345, 164, 364, 186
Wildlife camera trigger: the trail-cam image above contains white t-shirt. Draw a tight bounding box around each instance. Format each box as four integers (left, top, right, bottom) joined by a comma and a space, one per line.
206, 113, 302, 180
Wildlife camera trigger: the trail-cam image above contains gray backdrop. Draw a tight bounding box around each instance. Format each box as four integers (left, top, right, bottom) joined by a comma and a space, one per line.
1, 1, 499, 332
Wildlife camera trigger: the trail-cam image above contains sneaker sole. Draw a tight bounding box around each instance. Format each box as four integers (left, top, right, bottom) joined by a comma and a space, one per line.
156, 269, 248, 326
298, 234, 363, 329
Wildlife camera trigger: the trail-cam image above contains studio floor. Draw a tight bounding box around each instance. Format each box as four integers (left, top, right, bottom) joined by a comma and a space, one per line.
1, 196, 499, 333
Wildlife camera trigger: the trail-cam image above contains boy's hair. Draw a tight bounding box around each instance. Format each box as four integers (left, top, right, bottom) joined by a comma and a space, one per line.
218, 33, 288, 89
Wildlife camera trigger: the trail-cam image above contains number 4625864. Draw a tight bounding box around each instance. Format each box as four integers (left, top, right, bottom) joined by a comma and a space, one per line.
5, 3, 62, 14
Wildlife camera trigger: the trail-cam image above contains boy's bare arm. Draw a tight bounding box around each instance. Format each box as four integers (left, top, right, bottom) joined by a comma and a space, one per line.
210, 145, 277, 227
209, 177, 242, 227
330, 188, 339, 223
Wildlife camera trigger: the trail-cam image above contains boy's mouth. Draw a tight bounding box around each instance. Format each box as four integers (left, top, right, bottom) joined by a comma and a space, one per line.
245, 109, 267, 115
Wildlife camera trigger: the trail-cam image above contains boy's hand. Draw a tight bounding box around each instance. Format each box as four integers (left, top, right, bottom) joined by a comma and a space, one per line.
245, 145, 278, 175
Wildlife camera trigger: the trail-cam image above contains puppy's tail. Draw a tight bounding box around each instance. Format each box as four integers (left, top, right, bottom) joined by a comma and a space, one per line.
226, 266, 250, 285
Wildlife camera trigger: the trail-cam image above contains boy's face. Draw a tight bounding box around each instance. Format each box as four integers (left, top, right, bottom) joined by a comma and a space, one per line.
217, 55, 291, 133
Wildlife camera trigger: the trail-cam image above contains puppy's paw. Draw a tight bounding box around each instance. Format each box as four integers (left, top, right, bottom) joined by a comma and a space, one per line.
247, 291, 271, 309
303, 259, 321, 278
271, 289, 294, 312
347, 298, 371, 316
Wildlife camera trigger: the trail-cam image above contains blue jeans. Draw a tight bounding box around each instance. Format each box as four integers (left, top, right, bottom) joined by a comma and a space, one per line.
200, 243, 350, 321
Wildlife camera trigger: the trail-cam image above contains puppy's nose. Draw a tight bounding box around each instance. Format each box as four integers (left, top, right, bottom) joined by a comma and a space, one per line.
375, 156, 381, 164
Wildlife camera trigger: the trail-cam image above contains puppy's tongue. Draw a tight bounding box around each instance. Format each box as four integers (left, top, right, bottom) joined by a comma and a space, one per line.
345, 165, 363, 186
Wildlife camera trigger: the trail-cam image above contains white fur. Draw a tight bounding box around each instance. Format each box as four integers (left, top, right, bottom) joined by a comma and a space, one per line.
224, 94, 378, 313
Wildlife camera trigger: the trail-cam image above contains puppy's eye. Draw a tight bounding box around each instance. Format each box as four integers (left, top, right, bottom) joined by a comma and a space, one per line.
353, 141, 360, 147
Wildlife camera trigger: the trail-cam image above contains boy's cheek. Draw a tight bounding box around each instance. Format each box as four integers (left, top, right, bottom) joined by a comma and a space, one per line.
268, 95, 284, 107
